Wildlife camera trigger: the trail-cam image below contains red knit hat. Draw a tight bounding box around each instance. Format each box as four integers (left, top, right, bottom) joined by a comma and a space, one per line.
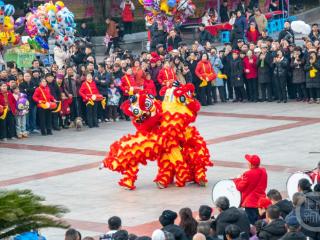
245, 154, 260, 167
232, 50, 240, 54
150, 58, 157, 64
258, 197, 272, 209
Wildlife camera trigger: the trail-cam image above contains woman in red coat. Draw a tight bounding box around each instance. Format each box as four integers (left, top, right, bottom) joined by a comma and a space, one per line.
233, 154, 268, 225
33, 79, 56, 135
157, 60, 176, 87
195, 53, 217, 106
120, 0, 135, 35
246, 22, 260, 44
0, 82, 16, 140
243, 50, 258, 102
79, 73, 102, 128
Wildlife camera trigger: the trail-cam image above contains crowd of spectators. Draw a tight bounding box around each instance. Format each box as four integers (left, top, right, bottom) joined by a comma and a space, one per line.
63, 178, 320, 240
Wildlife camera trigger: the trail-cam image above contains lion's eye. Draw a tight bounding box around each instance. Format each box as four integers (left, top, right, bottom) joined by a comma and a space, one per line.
132, 108, 140, 116
145, 99, 153, 110
179, 95, 186, 103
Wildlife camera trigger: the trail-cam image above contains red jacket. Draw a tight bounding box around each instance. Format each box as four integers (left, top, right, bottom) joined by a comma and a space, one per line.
157, 67, 176, 86
79, 80, 101, 102
0, 91, 17, 115
246, 29, 259, 43
234, 167, 268, 208
144, 79, 157, 96
243, 56, 258, 79
195, 60, 217, 82
122, 3, 134, 22
60, 98, 72, 116
310, 170, 320, 184
33, 85, 55, 107
120, 74, 138, 96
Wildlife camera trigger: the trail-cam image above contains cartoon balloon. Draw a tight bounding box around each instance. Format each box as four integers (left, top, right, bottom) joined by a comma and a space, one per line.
4, 4, 15, 16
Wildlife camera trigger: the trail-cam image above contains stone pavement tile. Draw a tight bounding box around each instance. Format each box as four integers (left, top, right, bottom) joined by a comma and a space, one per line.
0, 149, 100, 181
195, 116, 291, 140
211, 122, 320, 169
200, 102, 320, 118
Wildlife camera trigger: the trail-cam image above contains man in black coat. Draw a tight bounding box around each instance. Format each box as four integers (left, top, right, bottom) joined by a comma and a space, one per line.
220, 0, 229, 23
258, 44, 274, 102
286, 192, 320, 240
95, 63, 110, 122
214, 197, 250, 239
159, 210, 188, 240
267, 189, 293, 219
199, 24, 214, 46
230, 50, 246, 102
167, 29, 182, 50
278, 21, 295, 44
258, 205, 286, 240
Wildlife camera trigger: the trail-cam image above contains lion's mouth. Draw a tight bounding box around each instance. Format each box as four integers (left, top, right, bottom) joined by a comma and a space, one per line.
135, 112, 151, 124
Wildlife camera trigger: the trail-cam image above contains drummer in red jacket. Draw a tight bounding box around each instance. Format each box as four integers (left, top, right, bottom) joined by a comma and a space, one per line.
120, 68, 140, 96
233, 154, 268, 225
309, 161, 320, 184
0, 82, 16, 140
33, 79, 56, 136
79, 73, 102, 128
157, 60, 176, 87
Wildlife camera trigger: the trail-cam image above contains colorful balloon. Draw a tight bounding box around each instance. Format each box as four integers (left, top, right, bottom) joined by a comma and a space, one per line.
35, 36, 49, 50
4, 4, 15, 16
14, 17, 25, 29
55, 1, 65, 11
167, 0, 176, 8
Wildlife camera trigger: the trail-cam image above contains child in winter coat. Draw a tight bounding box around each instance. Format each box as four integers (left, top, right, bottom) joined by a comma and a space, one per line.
60, 92, 73, 128
13, 87, 29, 138
107, 81, 121, 121
143, 72, 157, 96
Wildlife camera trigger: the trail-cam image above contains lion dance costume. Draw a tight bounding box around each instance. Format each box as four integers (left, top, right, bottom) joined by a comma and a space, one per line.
102, 82, 213, 190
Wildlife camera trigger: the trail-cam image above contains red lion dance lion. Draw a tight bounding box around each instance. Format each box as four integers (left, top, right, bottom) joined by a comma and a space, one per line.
102, 82, 213, 190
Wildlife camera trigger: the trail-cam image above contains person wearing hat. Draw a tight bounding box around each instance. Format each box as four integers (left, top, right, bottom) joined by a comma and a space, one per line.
233, 154, 268, 224
159, 210, 188, 240
257, 197, 272, 219
230, 50, 246, 102
280, 215, 307, 240
258, 43, 273, 102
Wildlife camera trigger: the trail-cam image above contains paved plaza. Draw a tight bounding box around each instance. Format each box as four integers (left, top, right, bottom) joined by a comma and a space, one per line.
1, 102, 320, 239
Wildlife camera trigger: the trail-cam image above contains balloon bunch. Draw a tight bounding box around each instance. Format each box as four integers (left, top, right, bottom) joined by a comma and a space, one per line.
25, 1, 76, 51
139, 0, 196, 31
0, 1, 21, 46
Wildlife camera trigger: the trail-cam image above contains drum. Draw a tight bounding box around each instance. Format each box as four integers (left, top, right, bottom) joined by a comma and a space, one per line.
212, 179, 241, 208
286, 172, 313, 200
